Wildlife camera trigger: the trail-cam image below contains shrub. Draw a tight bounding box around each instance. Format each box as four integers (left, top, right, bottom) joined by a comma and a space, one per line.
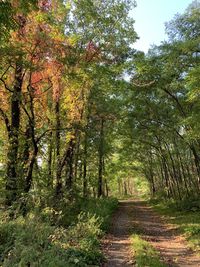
0, 197, 118, 266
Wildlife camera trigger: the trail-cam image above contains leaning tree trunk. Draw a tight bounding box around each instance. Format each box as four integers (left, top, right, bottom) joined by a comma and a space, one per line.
190, 144, 200, 189
23, 85, 39, 193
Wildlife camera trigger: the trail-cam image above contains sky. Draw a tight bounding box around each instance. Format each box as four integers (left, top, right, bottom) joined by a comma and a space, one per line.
131, 0, 193, 52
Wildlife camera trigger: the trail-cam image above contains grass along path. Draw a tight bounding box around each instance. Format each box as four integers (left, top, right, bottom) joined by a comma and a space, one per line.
102, 199, 200, 267
131, 234, 166, 267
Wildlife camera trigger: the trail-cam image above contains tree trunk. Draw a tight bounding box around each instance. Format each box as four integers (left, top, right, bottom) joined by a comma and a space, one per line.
47, 131, 53, 188
6, 62, 23, 205
124, 180, 127, 195
98, 118, 104, 198
23, 84, 39, 193
190, 144, 200, 189
73, 133, 81, 182
65, 139, 75, 190
55, 101, 62, 195
83, 131, 88, 198
105, 179, 109, 197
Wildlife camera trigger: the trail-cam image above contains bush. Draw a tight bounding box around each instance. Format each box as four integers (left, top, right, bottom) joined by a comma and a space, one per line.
0, 197, 118, 266
131, 234, 166, 267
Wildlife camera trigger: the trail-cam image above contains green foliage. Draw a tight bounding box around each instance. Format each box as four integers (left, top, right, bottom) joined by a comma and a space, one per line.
0, 197, 118, 266
79, 198, 118, 231
122, 1, 200, 204
131, 234, 166, 267
38, 193, 118, 229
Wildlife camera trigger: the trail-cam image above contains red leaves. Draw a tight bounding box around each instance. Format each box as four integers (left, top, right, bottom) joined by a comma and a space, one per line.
38, 0, 52, 11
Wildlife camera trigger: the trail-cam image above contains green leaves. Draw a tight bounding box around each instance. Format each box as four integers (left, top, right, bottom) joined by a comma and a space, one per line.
122, 1, 200, 201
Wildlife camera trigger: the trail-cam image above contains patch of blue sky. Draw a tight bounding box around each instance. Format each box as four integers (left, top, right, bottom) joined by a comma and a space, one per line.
131, 0, 193, 52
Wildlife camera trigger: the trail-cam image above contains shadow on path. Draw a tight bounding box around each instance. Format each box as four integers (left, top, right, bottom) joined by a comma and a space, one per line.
102, 200, 134, 267
102, 199, 200, 267
132, 200, 200, 267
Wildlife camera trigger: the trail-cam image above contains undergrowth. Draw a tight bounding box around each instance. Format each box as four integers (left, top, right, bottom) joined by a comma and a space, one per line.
0, 196, 118, 267
131, 234, 166, 267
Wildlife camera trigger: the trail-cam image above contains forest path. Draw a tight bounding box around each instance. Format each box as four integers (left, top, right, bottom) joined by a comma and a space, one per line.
102, 199, 200, 267
102, 200, 134, 266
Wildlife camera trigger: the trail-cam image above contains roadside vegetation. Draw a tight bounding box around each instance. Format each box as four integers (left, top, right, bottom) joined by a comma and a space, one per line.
0, 197, 118, 266
131, 234, 166, 267
150, 199, 200, 252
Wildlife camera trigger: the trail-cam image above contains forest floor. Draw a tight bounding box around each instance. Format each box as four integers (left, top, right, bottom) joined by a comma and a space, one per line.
102, 199, 200, 267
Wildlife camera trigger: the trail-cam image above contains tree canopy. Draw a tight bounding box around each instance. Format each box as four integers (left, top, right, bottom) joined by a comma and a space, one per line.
1, 0, 200, 265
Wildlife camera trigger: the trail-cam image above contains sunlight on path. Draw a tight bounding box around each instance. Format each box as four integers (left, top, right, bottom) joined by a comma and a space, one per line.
132, 201, 200, 267
102, 200, 134, 266
102, 199, 200, 267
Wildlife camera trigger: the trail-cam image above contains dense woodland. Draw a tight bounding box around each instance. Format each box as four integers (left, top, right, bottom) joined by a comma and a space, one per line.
0, 0, 200, 266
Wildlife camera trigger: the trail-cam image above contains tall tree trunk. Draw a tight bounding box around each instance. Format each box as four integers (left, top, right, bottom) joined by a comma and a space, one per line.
23, 85, 39, 193
55, 101, 62, 195
6, 62, 23, 205
148, 154, 156, 197
118, 178, 121, 196
164, 143, 182, 200
21, 125, 31, 178
66, 138, 77, 191
124, 180, 127, 195
73, 132, 81, 182
161, 155, 174, 198
190, 144, 200, 189
47, 131, 53, 188
24, 151, 38, 193
65, 138, 75, 190
98, 118, 104, 198
83, 131, 88, 198
173, 141, 190, 196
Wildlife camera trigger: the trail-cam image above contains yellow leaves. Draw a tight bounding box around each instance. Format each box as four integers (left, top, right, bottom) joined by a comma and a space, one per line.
48, 26, 67, 43
61, 72, 92, 125
35, 11, 46, 23
68, 35, 80, 46
64, 1, 71, 10
65, 132, 75, 143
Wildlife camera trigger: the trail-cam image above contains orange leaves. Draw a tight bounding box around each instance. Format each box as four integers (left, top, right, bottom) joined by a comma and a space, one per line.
31, 71, 45, 86
30, 69, 51, 98
52, 74, 61, 102
2, 0, 96, 134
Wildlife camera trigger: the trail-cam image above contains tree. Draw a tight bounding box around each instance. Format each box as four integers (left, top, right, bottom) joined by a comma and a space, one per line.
124, 1, 200, 200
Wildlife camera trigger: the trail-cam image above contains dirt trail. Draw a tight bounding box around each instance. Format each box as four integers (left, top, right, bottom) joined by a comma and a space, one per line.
102, 199, 200, 267
102, 200, 134, 266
